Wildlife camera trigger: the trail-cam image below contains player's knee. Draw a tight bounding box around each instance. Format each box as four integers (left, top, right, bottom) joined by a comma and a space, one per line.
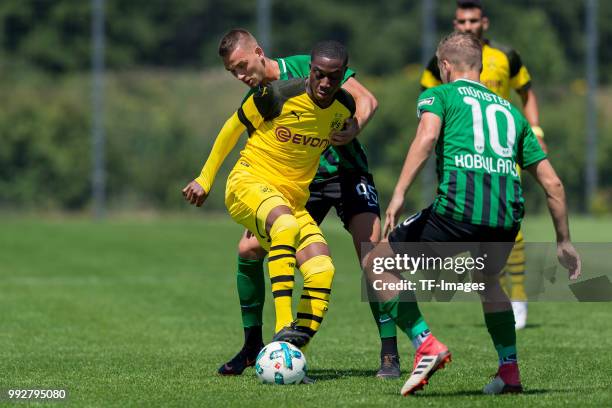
301, 255, 335, 289
473, 270, 503, 291
269, 214, 300, 242
348, 213, 381, 245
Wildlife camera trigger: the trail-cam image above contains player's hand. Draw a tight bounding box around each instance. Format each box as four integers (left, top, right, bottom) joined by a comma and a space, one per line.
330, 118, 360, 146
382, 193, 405, 238
557, 241, 581, 280
182, 180, 208, 207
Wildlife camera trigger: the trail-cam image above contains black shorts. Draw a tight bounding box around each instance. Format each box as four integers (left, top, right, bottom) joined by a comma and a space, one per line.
305, 172, 381, 230
388, 207, 519, 275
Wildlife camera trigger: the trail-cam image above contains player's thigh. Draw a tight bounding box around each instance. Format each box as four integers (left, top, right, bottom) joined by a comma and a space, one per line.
347, 212, 381, 262
225, 171, 292, 251
470, 228, 517, 305
364, 208, 429, 284
475, 227, 519, 278
337, 172, 381, 232
362, 239, 403, 303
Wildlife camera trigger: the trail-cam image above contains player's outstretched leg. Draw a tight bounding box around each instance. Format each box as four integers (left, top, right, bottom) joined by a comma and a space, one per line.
364, 240, 451, 395
348, 211, 400, 378
273, 243, 337, 349
474, 265, 523, 394
267, 212, 300, 334
377, 295, 451, 395
294, 254, 335, 341
395, 301, 451, 396
218, 232, 266, 375
369, 303, 401, 378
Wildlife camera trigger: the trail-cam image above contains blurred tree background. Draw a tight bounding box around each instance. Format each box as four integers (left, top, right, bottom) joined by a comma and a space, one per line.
0, 0, 610, 214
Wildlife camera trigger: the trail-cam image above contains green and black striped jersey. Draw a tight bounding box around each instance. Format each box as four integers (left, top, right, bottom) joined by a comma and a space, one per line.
243, 55, 369, 182
417, 79, 546, 229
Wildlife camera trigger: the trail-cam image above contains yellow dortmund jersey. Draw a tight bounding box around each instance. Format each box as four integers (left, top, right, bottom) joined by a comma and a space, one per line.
420, 39, 532, 99
234, 78, 355, 207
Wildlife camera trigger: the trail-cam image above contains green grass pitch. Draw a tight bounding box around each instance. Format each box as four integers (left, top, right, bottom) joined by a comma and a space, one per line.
0, 215, 610, 407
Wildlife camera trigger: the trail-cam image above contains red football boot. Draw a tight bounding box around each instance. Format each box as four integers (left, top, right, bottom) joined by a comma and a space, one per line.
400, 335, 451, 396
483, 362, 523, 394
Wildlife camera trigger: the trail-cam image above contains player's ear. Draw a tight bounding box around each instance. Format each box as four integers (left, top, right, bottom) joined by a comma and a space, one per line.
439, 60, 451, 83
482, 16, 489, 31
254, 46, 264, 57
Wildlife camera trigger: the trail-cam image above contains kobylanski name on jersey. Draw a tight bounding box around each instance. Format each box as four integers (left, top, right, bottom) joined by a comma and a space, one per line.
454, 153, 519, 177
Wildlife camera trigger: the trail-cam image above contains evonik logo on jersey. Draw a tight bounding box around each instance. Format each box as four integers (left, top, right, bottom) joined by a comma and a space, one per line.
275, 126, 330, 149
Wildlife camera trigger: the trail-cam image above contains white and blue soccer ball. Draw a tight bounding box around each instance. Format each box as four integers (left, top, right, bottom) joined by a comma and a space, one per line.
255, 341, 307, 385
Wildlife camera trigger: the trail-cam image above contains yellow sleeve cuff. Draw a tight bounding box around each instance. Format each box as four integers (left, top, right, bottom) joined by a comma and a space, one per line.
194, 175, 211, 194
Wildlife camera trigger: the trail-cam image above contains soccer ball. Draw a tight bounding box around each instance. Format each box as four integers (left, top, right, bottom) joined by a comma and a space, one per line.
255, 341, 307, 385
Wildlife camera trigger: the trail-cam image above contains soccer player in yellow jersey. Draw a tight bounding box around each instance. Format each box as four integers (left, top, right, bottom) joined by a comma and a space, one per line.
217, 30, 402, 379
420, 0, 548, 329
183, 41, 355, 351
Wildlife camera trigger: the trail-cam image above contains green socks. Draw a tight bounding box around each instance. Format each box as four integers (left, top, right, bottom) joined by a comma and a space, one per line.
368, 301, 398, 339
484, 310, 517, 364
238, 256, 432, 353
237, 257, 265, 328
381, 296, 430, 346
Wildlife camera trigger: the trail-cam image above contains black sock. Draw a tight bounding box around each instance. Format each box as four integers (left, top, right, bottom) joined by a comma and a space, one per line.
244, 326, 263, 351
380, 336, 398, 356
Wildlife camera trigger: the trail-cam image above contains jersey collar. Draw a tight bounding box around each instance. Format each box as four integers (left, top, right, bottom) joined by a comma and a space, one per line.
276, 58, 290, 80
453, 78, 489, 90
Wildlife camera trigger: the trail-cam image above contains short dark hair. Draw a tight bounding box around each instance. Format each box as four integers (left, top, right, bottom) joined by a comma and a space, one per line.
311, 40, 349, 67
457, 0, 485, 14
218, 28, 257, 58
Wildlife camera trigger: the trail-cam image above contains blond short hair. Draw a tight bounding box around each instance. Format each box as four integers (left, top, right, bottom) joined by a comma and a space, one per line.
436, 31, 482, 72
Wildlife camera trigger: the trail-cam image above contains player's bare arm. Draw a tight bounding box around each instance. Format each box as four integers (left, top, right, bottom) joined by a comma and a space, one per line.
383, 112, 441, 236
331, 77, 378, 146
526, 159, 581, 279
182, 112, 246, 207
